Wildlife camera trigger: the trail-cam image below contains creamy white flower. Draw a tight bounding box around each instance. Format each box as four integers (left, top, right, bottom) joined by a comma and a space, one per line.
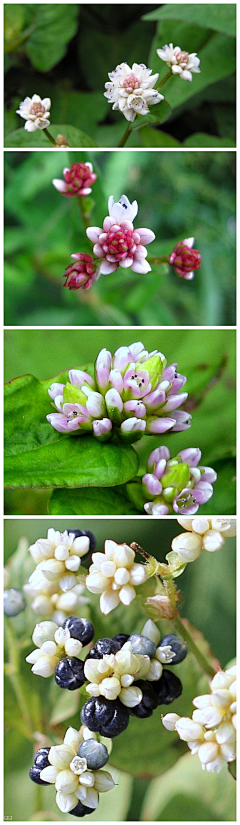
104, 62, 164, 121
25, 529, 90, 602
157, 44, 200, 82
16, 94, 51, 131
86, 539, 147, 614
172, 517, 236, 563
25, 620, 83, 678
40, 726, 114, 814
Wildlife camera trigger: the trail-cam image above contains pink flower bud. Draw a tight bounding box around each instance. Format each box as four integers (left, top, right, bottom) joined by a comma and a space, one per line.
169, 238, 201, 280
63, 254, 98, 291
53, 162, 97, 197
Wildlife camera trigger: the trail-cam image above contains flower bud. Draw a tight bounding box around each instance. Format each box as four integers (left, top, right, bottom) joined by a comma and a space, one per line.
162, 713, 180, 731
169, 238, 201, 280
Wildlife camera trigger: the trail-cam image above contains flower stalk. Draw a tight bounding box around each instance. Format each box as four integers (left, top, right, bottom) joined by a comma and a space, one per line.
43, 128, 56, 146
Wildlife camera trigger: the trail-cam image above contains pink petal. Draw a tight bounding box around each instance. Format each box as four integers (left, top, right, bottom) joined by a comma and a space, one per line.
137, 228, 155, 244
99, 260, 118, 275
131, 259, 151, 274
86, 227, 101, 244
52, 179, 69, 193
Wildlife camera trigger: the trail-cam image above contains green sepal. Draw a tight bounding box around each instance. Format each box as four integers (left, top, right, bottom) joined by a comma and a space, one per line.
63, 382, 88, 406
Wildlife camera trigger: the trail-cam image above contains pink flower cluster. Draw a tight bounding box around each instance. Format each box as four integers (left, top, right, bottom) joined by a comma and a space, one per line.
52, 162, 97, 197
169, 238, 201, 280
143, 446, 217, 515
86, 195, 155, 275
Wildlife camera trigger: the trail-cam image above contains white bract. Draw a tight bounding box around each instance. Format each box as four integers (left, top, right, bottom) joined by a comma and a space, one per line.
171, 517, 236, 561
40, 726, 115, 814
104, 62, 164, 121
162, 665, 236, 773
16, 94, 51, 131
85, 540, 147, 614
25, 620, 83, 677
156, 44, 200, 82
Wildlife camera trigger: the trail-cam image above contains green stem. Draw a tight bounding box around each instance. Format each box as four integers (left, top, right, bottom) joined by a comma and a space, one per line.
43, 127, 56, 146
34, 783, 43, 814
117, 123, 132, 148
148, 254, 169, 265
77, 196, 92, 231
173, 614, 215, 677
5, 618, 34, 736
156, 70, 172, 90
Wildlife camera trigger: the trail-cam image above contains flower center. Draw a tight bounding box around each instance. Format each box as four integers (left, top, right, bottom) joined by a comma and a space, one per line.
123, 74, 141, 92
176, 50, 189, 66
104, 227, 136, 260
70, 756, 88, 775
30, 103, 45, 116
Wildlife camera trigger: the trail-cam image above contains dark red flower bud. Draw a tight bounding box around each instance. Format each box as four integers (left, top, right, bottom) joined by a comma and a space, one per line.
169, 238, 201, 280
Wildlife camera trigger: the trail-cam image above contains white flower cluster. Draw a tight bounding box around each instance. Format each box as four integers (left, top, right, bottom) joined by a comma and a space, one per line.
157, 44, 200, 82
24, 529, 90, 622
84, 620, 175, 705
171, 517, 236, 562
85, 540, 147, 614
40, 726, 115, 814
16, 94, 51, 131
26, 621, 83, 677
162, 665, 236, 773
104, 62, 163, 122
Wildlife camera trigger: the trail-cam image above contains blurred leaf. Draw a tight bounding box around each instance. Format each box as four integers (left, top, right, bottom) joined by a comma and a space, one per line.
4, 373, 139, 489
4, 125, 97, 148
26, 4, 79, 71
141, 752, 236, 821
49, 485, 140, 515
78, 19, 155, 91
143, 4, 236, 37
140, 128, 180, 147
4, 4, 27, 46
49, 689, 80, 726
184, 133, 235, 147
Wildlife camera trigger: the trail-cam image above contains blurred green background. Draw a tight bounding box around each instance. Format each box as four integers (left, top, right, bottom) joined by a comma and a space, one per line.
4, 328, 236, 515
4, 518, 236, 820
4, 150, 236, 326
4, 4, 236, 148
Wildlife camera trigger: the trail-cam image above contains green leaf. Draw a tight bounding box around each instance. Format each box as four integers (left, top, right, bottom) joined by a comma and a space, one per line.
49, 688, 80, 726
4, 4, 26, 46
4, 124, 97, 148
49, 485, 140, 515
141, 752, 236, 821
4, 374, 139, 489
184, 132, 235, 148
150, 31, 236, 113
140, 127, 180, 147
26, 4, 79, 71
143, 4, 236, 37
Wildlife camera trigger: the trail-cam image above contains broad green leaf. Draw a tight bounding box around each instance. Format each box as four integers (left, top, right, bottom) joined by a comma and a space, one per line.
78, 19, 155, 91
131, 100, 172, 130
143, 4, 236, 37
26, 4, 79, 71
140, 127, 180, 147
4, 4, 26, 46
4, 374, 138, 489
150, 31, 236, 113
184, 132, 235, 147
110, 622, 215, 777
141, 752, 236, 821
52, 89, 109, 139
49, 485, 140, 515
4, 124, 97, 148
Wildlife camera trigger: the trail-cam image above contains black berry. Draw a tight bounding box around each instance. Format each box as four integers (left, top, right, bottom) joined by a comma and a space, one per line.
63, 616, 94, 646
129, 680, 158, 718
55, 657, 86, 690
70, 801, 96, 817
29, 765, 50, 786
113, 633, 130, 647
86, 638, 121, 659
152, 669, 182, 705
158, 634, 187, 664
81, 696, 129, 737
34, 747, 50, 769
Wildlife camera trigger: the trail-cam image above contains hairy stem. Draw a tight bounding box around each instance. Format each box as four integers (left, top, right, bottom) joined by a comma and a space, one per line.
156, 70, 172, 90
172, 614, 215, 677
43, 127, 56, 146
77, 196, 92, 231
117, 123, 132, 148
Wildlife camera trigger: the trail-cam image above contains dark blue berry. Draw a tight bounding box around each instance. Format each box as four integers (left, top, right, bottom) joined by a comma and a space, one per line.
67, 529, 96, 557
81, 696, 129, 738
152, 669, 182, 705
4, 588, 26, 617
129, 680, 158, 718
34, 747, 50, 769
55, 657, 86, 690
158, 634, 187, 665
70, 801, 96, 817
128, 634, 156, 658
113, 634, 130, 647
29, 765, 50, 786
78, 739, 109, 770
63, 616, 94, 646
86, 638, 121, 659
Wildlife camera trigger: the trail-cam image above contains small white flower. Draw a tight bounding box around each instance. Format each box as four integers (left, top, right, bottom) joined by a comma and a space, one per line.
26, 620, 83, 678
86, 539, 147, 615
104, 62, 164, 121
16, 94, 51, 131
172, 517, 236, 564
162, 712, 180, 731
157, 44, 200, 82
